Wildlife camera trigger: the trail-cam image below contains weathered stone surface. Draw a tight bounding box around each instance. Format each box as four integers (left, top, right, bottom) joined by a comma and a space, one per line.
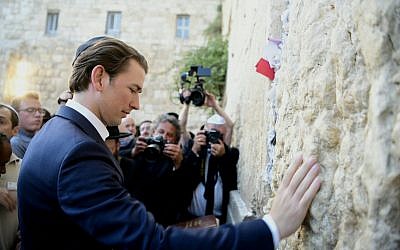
223, 0, 399, 249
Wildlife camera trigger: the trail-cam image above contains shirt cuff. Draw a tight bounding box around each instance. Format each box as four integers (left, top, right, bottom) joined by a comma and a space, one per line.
262, 214, 280, 249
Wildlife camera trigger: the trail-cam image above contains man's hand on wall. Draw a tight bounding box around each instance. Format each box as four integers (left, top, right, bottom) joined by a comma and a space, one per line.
270, 154, 321, 239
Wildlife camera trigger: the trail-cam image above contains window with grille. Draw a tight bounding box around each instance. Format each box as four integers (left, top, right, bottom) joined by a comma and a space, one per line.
106, 11, 122, 37
45, 11, 59, 35
176, 15, 190, 39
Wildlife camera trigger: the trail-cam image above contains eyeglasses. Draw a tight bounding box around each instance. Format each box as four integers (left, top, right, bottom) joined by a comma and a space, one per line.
19, 108, 46, 116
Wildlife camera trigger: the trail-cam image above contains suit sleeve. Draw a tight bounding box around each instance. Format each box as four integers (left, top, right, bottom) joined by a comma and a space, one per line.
57, 141, 274, 250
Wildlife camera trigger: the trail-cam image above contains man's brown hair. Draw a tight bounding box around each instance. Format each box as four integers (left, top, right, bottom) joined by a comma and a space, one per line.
69, 37, 148, 93
11, 91, 41, 111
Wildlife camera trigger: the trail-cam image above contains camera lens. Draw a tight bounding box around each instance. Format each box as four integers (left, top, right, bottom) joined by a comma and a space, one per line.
206, 130, 221, 144
190, 89, 205, 106
144, 145, 161, 162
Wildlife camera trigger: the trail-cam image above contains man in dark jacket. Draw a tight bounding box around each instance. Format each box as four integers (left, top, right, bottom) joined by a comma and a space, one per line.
120, 113, 195, 226
185, 114, 238, 224
18, 36, 321, 250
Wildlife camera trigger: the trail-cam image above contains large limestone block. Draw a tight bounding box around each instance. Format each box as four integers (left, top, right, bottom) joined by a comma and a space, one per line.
224, 0, 399, 249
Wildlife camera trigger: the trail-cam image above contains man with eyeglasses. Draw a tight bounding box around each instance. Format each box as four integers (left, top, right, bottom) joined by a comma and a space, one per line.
10, 91, 44, 158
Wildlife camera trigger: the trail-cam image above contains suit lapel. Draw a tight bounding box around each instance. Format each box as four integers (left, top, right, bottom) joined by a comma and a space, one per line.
55, 106, 125, 181
56, 106, 103, 143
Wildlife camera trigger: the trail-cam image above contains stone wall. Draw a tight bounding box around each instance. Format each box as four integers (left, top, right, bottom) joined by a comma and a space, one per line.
223, 0, 400, 249
0, 0, 220, 129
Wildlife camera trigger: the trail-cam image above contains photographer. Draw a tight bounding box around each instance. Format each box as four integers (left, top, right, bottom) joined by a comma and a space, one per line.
183, 113, 238, 224
179, 91, 234, 151
121, 113, 194, 226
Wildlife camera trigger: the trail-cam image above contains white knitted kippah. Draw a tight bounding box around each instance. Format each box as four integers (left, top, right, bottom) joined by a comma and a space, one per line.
207, 114, 225, 125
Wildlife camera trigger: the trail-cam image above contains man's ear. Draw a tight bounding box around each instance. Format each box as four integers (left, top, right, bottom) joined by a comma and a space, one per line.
11, 126, 19, 137
90, 65, 108, 91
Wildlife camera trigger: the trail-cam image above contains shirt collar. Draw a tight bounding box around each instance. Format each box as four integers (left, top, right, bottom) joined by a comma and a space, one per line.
65, 99, 109, 141
7, 152, 20, 165
18, 127, 35, 138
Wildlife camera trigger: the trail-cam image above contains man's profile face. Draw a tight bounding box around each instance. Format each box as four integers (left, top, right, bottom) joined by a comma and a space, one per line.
18, 98, 43, 133
153, 121, 177, 144
99, 59, 145, 126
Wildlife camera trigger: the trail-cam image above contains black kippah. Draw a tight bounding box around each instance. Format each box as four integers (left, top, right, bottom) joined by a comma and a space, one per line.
72, 36, 107, 65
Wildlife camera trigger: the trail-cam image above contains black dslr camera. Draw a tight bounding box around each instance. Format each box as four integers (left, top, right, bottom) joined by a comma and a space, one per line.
141, 135, 166, 162
204, 129, 223, 144
179, 65, 211, 107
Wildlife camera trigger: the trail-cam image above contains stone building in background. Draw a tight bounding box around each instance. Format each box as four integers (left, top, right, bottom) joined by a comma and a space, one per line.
222, 0, 399, 249
0, 0, 220, 127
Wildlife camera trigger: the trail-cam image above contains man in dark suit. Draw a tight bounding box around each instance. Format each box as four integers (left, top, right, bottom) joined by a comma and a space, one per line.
18, 36, 321, 250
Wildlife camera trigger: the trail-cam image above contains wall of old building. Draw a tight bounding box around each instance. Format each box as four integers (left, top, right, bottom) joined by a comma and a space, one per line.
0, 0, 220, 129
223, 0, 399, 249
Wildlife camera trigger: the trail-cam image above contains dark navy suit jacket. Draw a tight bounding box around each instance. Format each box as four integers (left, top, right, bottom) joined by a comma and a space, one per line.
18, 106, 274, 250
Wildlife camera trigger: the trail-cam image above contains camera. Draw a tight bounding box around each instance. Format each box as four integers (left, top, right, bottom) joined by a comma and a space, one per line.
141, 135, 166, 162
204, 129, 223, 144
179, 65, 211, 106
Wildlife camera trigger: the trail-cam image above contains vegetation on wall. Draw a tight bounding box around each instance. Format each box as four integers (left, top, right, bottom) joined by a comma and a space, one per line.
175, 5, 228, 101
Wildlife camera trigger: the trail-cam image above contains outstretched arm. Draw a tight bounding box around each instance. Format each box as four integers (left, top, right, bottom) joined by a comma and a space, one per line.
178, 103, 191, 147
204, 91, 234, 146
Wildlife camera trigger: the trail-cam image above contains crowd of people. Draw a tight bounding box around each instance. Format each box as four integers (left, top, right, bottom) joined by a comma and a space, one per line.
0, 36, 321, 250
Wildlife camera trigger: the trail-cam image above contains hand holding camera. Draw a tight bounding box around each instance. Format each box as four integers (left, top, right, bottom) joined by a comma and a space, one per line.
163, 143, 183, 169
205, 130, 225, 157
209, 139, 225, 157
204, 91, 218, 108
192, 132, 207, 154
137, 136, 182, 166
131, 136, 148, 157
179, 65, 211, 107
192, 129, 225, 157
137, 135, 166, 162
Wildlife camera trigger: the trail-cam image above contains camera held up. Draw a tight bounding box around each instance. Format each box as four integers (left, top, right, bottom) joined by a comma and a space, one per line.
140, 135, 166, 162
204, 129, 223, 145
179, 65, 211, 106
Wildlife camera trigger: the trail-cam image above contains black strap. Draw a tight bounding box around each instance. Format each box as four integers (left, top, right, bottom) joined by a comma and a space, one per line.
204, 156, 218, 215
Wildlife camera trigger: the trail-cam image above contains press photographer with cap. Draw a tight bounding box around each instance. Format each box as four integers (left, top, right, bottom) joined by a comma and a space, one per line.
18, 36, 321, 249
181, 113, 239, 224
